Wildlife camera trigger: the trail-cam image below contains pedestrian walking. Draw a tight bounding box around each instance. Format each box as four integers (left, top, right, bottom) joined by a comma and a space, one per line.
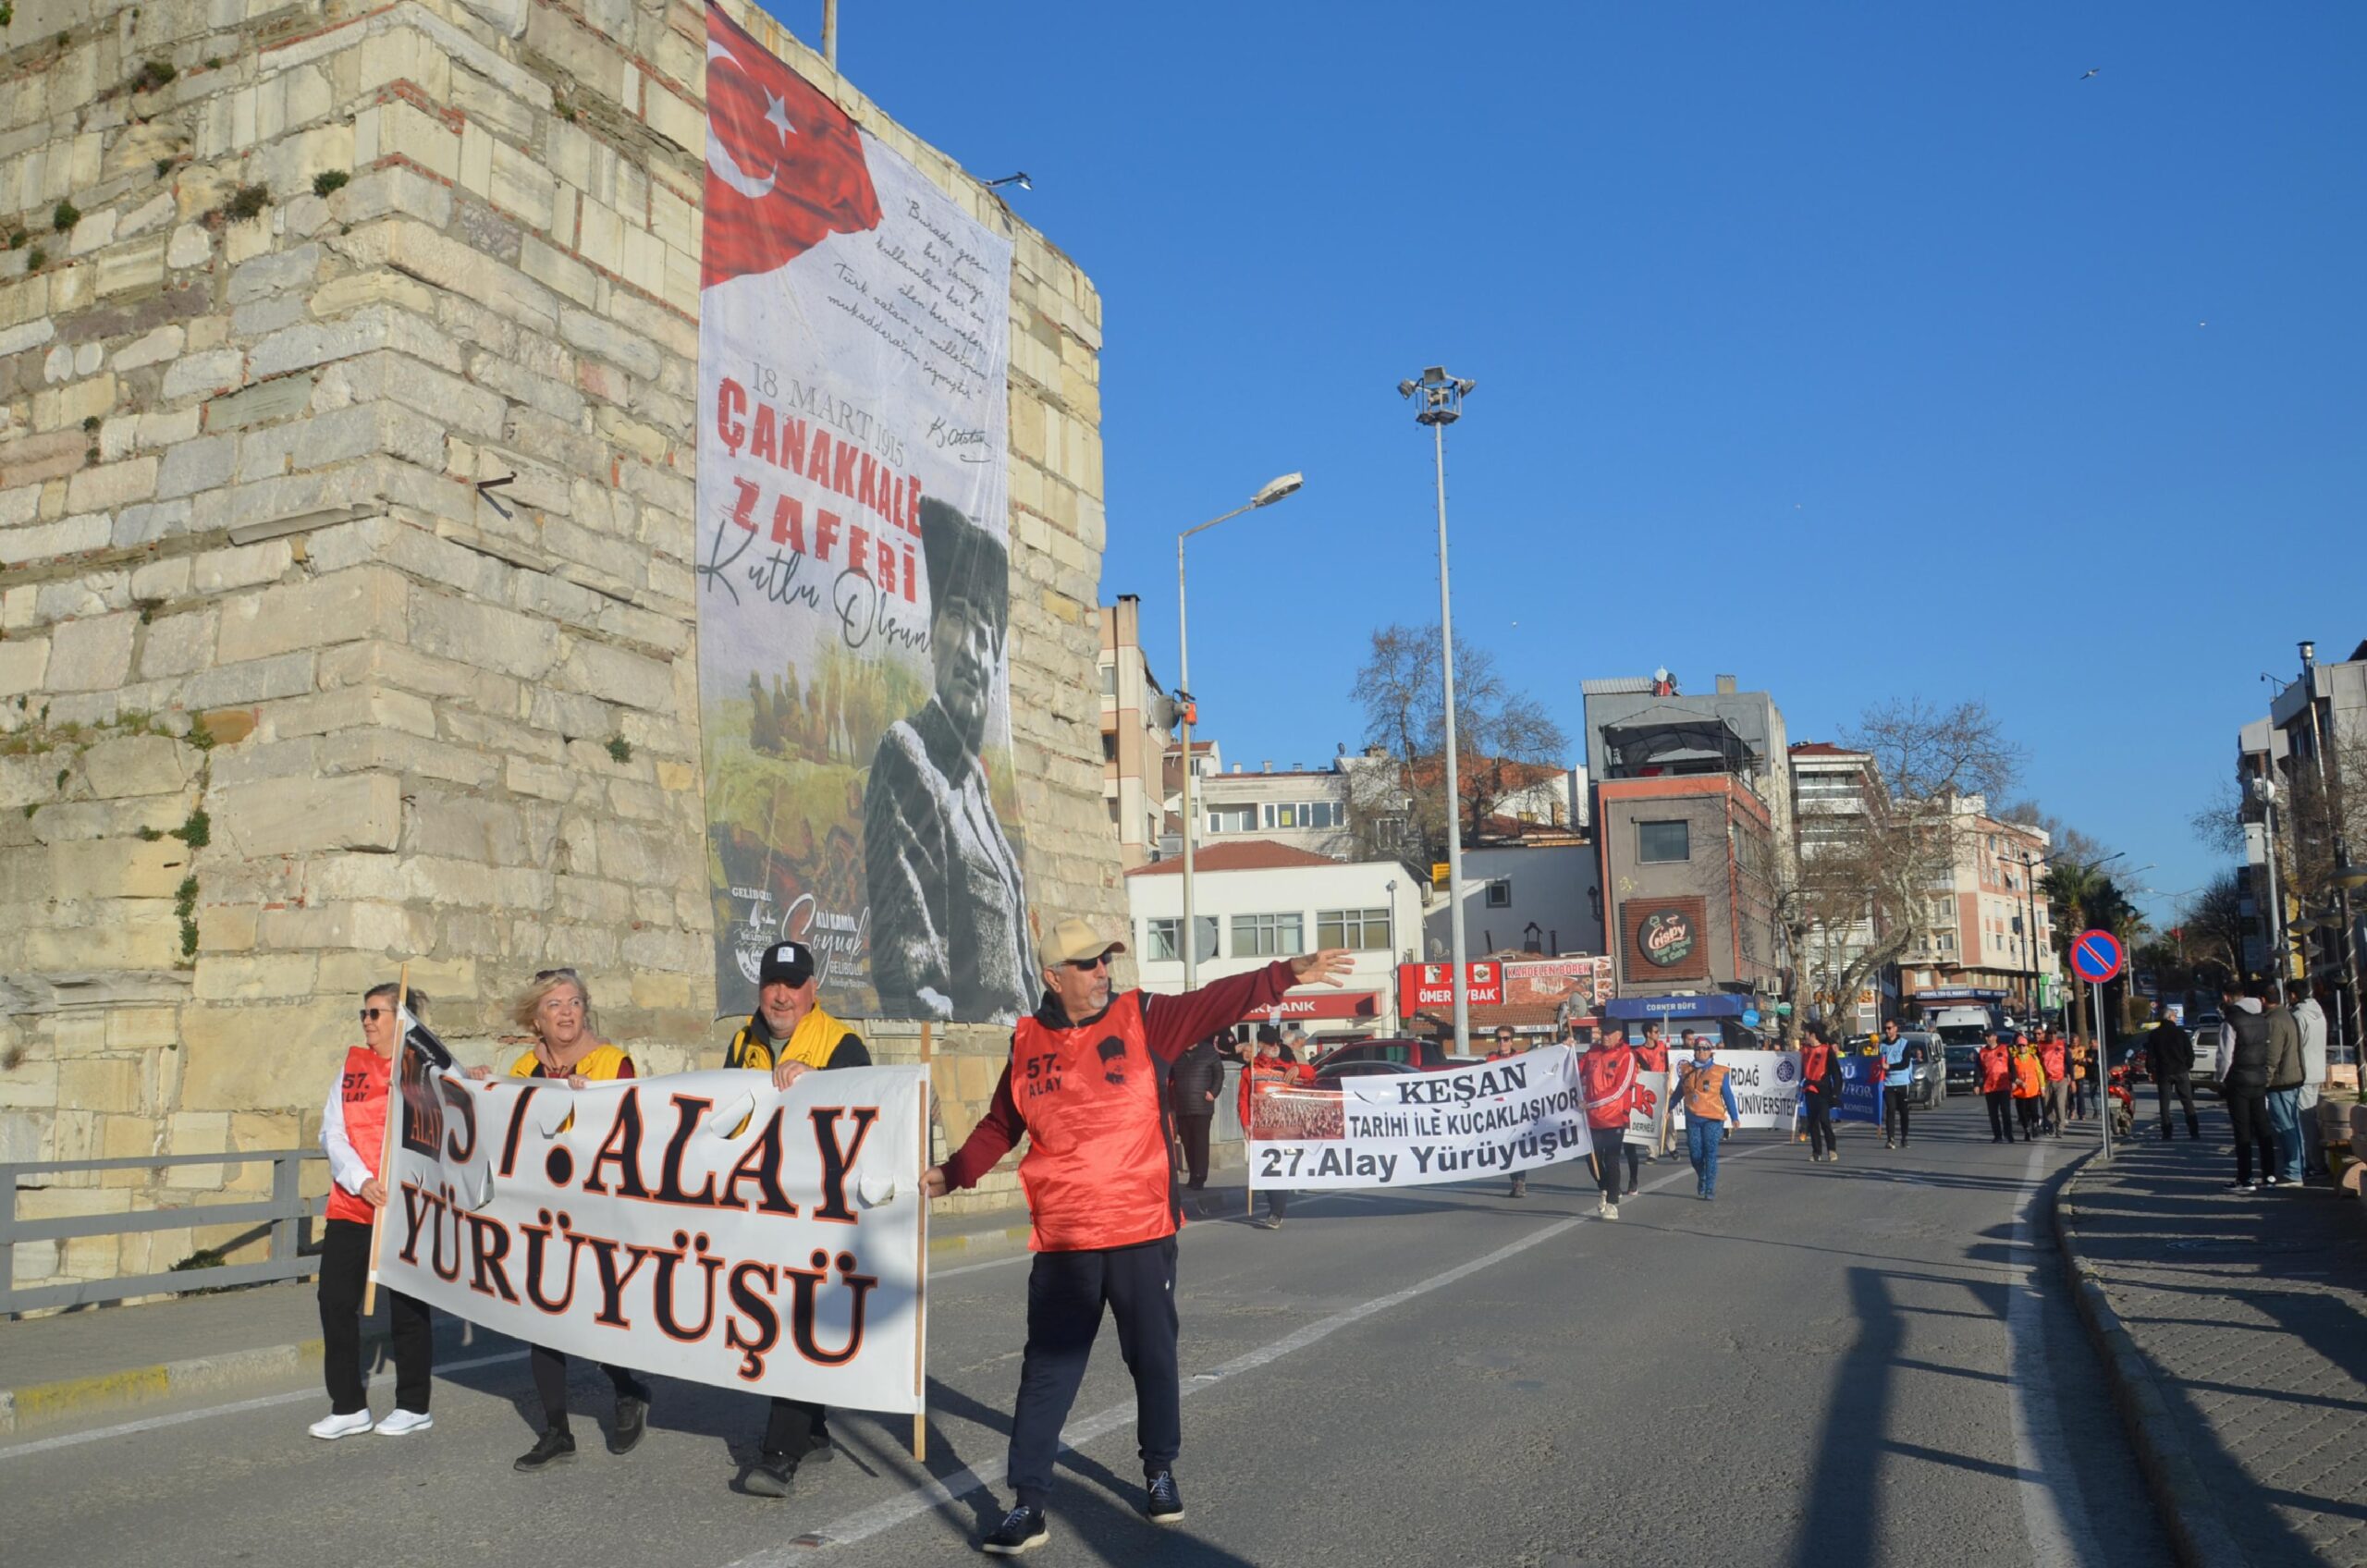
2067, 1035, 2095, 1121
1634, 1024, 1671, 1162
1979, 1032, 2016, 1143
721, 941, 870, 1500
923, 918, 1354, 1554
2037, 1029, 2069, 1137
2294, 981, 2331, 1178
2214, 978, 2279, 1193
312, 983, 435, 1441
1169, 1035, 1224, 1193
2263, 985, 2307, 1187
1799, 1025, 1842, 1162
1878, 1021, 1919, 1149
1489, 1026, 1528, 1197
2009, 1038, 2045, 1142
476, 969, 652, 1473
1580, 1026, 1640, 1219
1677, 1036, 1741, 1199
2142, 1007, 2201, 1139
1242, 1028, 1296, 1230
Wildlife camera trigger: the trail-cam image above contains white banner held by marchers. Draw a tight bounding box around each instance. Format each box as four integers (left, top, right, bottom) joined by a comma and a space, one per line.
382, 1057, 928, 1415
1666, 1050, 1803, 1130
1245, 1047, 1589, 1190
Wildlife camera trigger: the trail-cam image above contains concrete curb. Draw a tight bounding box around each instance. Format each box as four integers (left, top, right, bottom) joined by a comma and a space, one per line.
2052, 1153, 2254, 1568
0, 1222, 1035, 1436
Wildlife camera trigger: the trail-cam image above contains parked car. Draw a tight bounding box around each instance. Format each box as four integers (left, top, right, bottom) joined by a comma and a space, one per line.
1943, 1041, 1981, 1094
1307, 1037, 1461, 1076
1899, 1031, 1945, 1107
1312, 1059, 1422, 1091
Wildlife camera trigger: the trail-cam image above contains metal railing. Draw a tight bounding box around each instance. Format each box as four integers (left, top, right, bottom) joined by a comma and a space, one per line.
2, 1149, 323, 1316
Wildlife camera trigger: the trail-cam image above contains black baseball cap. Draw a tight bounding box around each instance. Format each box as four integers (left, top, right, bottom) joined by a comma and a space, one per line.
758, 941, 816, 987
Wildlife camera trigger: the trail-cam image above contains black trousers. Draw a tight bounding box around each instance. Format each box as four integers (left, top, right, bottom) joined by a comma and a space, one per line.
2156, 1072, 2200, 1136
1589, 1126, 1627, 1202
1883, 1087, 1912, 1143
762, 1397, 829, 1460
2226, 1090, 2275, 1184
1010, 1236, 1181, 1511
318, 1217, 432, 1415
529, 1344, 649, 1436
2015, 1096, 2042, 1138
1623, 1141, 1641, 1187
1985, 1090, 2016, 1141
1803, 1095, 1835, 1158
1174, 1114, 1211, 1189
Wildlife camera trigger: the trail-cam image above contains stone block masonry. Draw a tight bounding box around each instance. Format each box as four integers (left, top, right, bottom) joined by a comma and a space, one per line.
0, 0, 1119, 1303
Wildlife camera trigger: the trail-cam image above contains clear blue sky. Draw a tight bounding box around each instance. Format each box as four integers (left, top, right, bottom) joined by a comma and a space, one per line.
783, 1, 2366, 926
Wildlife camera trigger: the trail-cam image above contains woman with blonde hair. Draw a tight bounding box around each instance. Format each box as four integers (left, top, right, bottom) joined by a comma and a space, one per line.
472, 968, 650, 1472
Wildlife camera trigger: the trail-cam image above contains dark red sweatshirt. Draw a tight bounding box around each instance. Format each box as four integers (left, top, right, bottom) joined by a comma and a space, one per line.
940, 960, 1299, 1191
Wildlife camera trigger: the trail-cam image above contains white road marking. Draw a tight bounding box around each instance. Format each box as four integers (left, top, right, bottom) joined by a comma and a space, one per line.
727, 1147, 1775, 1562
2005, 1136, 2105, 1567
0, 1348, 528, 1462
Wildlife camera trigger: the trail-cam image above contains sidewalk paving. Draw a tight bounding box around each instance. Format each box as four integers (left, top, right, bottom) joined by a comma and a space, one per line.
0, 1194, 1043, 1435
2057, 1122, 2367, 1568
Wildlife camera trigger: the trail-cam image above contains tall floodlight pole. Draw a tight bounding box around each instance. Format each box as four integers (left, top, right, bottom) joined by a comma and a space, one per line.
1401, 368, 1477, 1055
1177, 472, 1306, 992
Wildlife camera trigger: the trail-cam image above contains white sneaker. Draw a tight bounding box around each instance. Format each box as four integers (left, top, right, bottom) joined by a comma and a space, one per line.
310, 1409, 375, 1440
376, 1409, 434, 1437
1602, 1203, 1619, 1221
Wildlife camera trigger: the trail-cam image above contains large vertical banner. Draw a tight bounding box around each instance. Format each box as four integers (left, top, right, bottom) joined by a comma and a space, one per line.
696, 3, 1032, 1023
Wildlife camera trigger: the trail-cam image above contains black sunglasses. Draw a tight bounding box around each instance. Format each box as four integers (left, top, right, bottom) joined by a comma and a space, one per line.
359, 1007, 392, 1023
1062, 953, 1111, 972
533, 967, 581, 983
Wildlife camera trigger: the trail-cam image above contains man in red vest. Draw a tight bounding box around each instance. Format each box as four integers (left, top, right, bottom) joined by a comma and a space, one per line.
1580, 1026, 1640, 1219
926, 917, 1353, 1555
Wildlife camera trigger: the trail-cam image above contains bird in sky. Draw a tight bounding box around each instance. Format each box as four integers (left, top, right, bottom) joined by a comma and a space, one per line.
2079, 67, 2101, 80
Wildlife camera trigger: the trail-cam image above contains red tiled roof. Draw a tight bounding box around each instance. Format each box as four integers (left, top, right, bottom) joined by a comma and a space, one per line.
1788, 741, 1868, 758
1124, 839, 1342, 876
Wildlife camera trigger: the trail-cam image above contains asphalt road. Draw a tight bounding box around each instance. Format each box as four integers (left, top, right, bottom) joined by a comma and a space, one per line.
3, 1100, 2170, 1567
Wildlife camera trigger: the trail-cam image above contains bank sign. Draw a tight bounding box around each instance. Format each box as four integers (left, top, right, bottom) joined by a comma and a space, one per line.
1396, 962, 1504, 1011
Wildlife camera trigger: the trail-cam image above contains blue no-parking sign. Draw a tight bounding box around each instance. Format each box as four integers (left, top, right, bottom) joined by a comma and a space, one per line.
2070, 928, 2124, 985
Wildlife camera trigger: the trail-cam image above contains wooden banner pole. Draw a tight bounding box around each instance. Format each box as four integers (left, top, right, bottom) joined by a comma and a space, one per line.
361, 962, 411, 1317
912, 1023, 931, 1463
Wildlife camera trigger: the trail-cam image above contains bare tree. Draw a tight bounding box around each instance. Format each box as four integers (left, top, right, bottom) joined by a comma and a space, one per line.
1346, 624, 1569, 868
2176, 870, 2248, 981
1760, 698, 2024, 1042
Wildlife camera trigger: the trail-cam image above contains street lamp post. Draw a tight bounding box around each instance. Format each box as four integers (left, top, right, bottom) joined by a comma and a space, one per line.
1400, 367, 1477, 1054
1176, 472, 1306, 992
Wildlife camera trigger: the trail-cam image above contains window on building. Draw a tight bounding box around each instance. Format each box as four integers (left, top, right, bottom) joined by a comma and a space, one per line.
1637, 820, 1690, 863
1373, 816, 1404, 848
1099, 663, 1117, 696
1208, 805, 1257, 834
1486, 879, 1512, 908
1231, 913, 1306, 957
1317, 907, 1392, 950
1146, 916, 1218, 964
1263, 801, 1344, 830
1101, 733, 1118, 763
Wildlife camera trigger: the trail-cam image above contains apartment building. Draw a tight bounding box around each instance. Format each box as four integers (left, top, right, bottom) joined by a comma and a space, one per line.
1897, 795, 2057, 1015
1098, 595, 1177, 869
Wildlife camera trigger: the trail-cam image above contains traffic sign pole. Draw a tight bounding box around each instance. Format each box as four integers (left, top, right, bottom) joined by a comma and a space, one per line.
2070, 928, 2125, 1164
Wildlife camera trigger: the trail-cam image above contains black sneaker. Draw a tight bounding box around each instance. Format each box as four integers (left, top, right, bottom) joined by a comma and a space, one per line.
745, 1453, 796, 1499
799, 1429, 835, 1464
514, 1428, 576, 1472
981, 1504, 1049, 1555
609, 1394, 647, 1455
1146, 1469, 1185, 1525
2226, 1180, 2257, 1194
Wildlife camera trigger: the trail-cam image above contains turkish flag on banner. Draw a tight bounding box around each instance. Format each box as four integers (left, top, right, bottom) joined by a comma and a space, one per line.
703, 2, 882, 288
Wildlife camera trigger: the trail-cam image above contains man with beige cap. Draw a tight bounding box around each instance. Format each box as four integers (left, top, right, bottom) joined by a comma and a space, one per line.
925, 916, 1352, 1554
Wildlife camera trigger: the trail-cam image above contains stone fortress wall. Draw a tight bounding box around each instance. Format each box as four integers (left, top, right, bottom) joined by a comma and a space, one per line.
0, 0, 1122, 1301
